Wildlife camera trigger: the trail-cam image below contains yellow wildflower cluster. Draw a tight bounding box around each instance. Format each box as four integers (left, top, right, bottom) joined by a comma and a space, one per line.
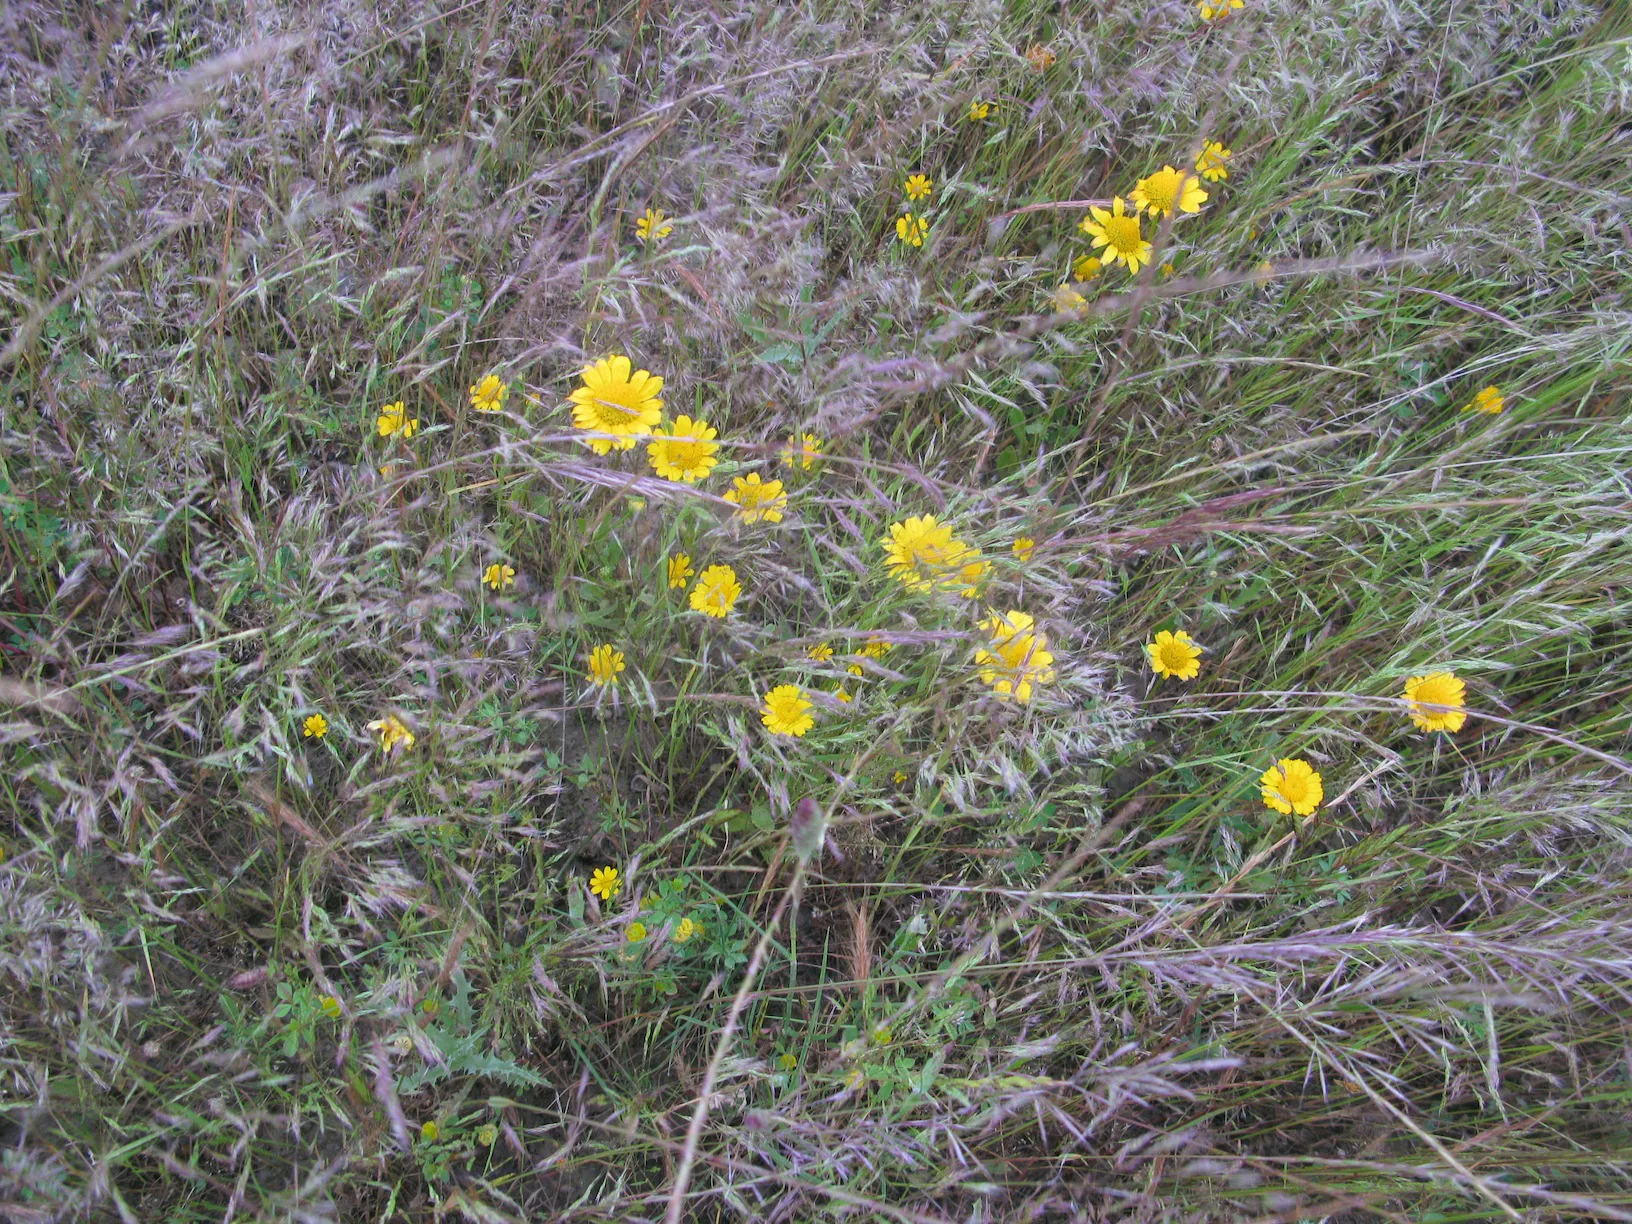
1140, 620, 1472, 821
1070, 142, 1232, 285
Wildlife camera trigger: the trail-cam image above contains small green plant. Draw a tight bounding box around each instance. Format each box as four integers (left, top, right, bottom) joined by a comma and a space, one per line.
271, 980, 333, 1058
397, 973, 544, 1093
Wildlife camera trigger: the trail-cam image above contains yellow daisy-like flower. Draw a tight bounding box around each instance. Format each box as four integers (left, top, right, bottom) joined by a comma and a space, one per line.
647, 414, 719, 483
1462, 385, 1505, 415
1072, 255, 1103, 282
1196, 140, 1232, 182
724, 473, 787, 524
587, 644, 626, 686
1051, 283, 1088, 313
589, 865, 621, 900
975, 610, 1056, 703
872, 1027, 893, 1046
833, 687, 853, 703
675, 916, 701, 943
470, 374, 507, 413
483, 563, 516, 591
667, 553, 695, 589
904, 174, 933, 202
366, 714, 415, 754
881, 515, 978, 592
847, 638, 891, 677
895, 213, 928, 247
689, 564, 742, 618
476, 1124, 498, 1147
1199, 0, 1244, 18
1131, 166, 1208, 219
807, 642, 835, 662
1024, 43, 1056, 71
319, 994, 341, 1018
376, 400, 418, 438
1260, 758, 1322, 817
302, 713, 329, 739
420, 1121, 440, 1142
568, 355, 664, 454
1403, 671, 1467, 733
627, 921, 647, 943
1012, 536, 1036, 561
780, 432, 824, 470
761, 684, 815, 737
1146, 629, 1202, 681
778, 1052, 797, 1071
952, 550, 989, 598
1079, 198, 1153, 274
635, 207, 673, 244
968, 100, 991, 121
892, 770, 909, 786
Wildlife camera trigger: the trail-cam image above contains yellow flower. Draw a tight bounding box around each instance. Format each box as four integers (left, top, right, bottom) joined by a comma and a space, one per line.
895, 213, 928, 247
975, 610, 1056, 703
968, 100, 991, 121
587, 644, 626, 687
724, 473, 787, 523
1079, 197, 1153, 274
568, 355, 664, 454
872, 1026, 893, 1045
589, 865, 621, 900
778, 1052, 797, 1070
1146, 630, 1202, 681
833, 687, 853, 703
1160, 261, 1176, 278
376, 400, 418, 438
892, 770, 909, 786
761, 684, 815, 737
1462, 385, 1505, 415
302, 713, 329, 739
1196, 140, 1232, 182
952, 550, 989, 598
1012, 536, 1036, 561
635, 206, 673, 244
882, 515, 979, 593
675, 916, 701, 943
1131, 166, 1208, 219
1072, 255, 1103, 282
627, 921, 648, 943
780, 432, 824, 470
689, 564, 742, 618
366, 714, 416, 754
1051, 283, 1088, 313
807, 642, 835, 662
470, 374, 508, 413
847, 638, 894, 676
1260, 758, 1323, 817
1403, 671, 1467, 733
420, 1121, 440, 1142
904, 174, 933, 202
483, 563, 516, 591
667, 553, 695, 589
1255, 260, 1275, 286
319, 994, 341, 1018
1199, 0, 1244, 18
647, 414, 720, 483
476, 1124, 498, 1146
1024, 43, 1056, 71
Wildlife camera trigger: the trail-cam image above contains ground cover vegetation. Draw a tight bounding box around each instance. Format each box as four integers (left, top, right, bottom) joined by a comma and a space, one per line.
2, 0, 1631, 1219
